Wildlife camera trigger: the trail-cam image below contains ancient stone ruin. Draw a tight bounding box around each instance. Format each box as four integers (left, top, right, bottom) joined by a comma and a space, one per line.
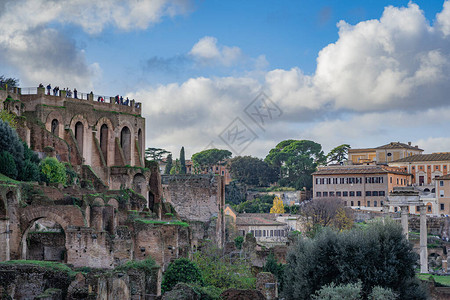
0, 87, 225, 299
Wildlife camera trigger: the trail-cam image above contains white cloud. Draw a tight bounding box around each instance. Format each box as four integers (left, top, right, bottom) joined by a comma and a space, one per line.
0, 0, 191, 87
189, 36, 243, 66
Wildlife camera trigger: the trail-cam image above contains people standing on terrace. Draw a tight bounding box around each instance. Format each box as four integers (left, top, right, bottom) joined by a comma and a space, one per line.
46, 84, 51, 95
74, 88, 77, 99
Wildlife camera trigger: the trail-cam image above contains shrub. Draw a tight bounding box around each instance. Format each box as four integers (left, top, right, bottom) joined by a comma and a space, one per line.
311, 282, 362, 300
18, 159, 40, 182
0, 151, 18, 179
161, 258, 203, 293
234, 236, 244, 250
40, 157, 67, 185
282, 219, 425, 300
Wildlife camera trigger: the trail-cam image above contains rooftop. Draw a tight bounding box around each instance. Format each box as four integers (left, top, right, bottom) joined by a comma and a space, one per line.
313, 165, 410, 176
236, 214, 287, 226
375, 141, 423, 151
392, 153, 450, 163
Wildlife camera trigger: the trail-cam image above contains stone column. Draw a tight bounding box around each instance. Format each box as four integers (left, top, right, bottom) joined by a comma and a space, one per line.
420, 205, 428, 273
442, 259, 448, 273
401, 205, 409, 239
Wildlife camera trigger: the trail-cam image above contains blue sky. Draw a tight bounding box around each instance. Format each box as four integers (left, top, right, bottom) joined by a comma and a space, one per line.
1, 0, 450, 159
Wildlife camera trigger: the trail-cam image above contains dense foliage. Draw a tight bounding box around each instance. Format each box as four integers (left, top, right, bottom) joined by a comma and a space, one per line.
270, 196, 285, 213
326, 144, 351, 165
180, 146, 186, 174
265, 139, 326, 189
40, 157, 67, 185
224, 181, 246, 205
191, 148, 232, 169
164, 153, 173, 175
263, 253, 285, 289
192, 242, 255, 290
161, 258, 203, 293
228, 156, 278, 186
282, 220, 427, 300
300, 197, 353, 231
0, 119, 40, 181
233, 194, 275, 213
144, 147, 170, 161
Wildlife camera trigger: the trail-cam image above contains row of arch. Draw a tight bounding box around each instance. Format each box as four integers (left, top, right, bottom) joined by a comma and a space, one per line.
46, 112, 144, 166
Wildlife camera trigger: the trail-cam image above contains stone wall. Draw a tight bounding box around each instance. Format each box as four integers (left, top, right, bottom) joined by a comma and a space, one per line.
162, 174, 225, 248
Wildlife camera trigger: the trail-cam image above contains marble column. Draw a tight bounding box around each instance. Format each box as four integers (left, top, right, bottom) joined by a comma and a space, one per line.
420, 205, 428, 273
401, 205, 409, 239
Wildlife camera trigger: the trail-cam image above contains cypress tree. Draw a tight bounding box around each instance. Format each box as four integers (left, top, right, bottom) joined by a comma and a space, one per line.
165, 154, 173, 175
180, 146, 186, 174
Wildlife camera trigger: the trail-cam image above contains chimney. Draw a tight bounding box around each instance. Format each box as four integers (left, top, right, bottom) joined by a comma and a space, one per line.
408, 142, 411, 145
415, 145, 418, 148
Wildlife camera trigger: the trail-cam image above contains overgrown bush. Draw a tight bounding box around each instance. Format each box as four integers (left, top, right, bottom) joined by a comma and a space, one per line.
0, 151, 18, 178
115, 257, 157, 275
282, 219, 427, 300
40, 157, 67, 185
161, 258, 203, 293
234, 236, 244, 250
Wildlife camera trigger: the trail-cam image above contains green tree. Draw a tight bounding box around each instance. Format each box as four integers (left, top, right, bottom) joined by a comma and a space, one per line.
311, 282, 362, 300
225, 181, 246, 205
191, 149, 232, 171
282, 219, 427, 300
144, 147, 170, 161
0, 119, 24, 175
265, 140, 325, 189
234, 236, 244, 250
368, 286, 397, 300
170, 159, 181, 175
193, 242, 255, 290
0, 76, 19, 88
40, 157, 67, 185
263, 252, 285, 289
234, 194, 275, 213
228, 156, 278, 186
0, 151, 18, 179
0, 108, 17, 129
180, 146, 186, 174
327, 144, 351, 165
161, 258, 203, 293
164, 153, 173, 175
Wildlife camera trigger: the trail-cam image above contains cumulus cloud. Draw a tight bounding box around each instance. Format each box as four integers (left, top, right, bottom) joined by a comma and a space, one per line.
0, 0, 191, 87
189, 36, 243, 66
133, 1, 450, 158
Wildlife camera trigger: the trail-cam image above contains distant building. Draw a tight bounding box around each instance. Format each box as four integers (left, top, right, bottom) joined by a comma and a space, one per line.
312, 165, 411, 211
435, 174, 450, 215
348, 142, 423, 165
185, 159, 232, 185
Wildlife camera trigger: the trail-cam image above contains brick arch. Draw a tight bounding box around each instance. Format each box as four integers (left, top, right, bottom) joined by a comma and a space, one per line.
20, 206, 85, 233
70, 114, 89, 159
45, 110, 64, 137
95, 117, 115, 166
118, 122, 135, 165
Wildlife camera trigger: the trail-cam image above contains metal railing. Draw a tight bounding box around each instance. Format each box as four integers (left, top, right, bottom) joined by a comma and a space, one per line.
19, 86, 140, 108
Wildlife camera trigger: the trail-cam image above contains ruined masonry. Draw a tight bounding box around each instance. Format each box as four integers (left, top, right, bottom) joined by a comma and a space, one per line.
0, 86, 225, 299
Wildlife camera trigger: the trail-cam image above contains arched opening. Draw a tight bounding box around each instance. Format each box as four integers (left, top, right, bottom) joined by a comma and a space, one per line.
75, 121, 84, 156
22, 218, 66, 262
149, 191, 155, 212
51, 119, 59, 136
432, 188, 436, 193
100, 124, 109, 165
121, 126, 131, 164
132, 173, 146, 195
424, 188, 430, 193
0, 197, 5, 217
138, 128, 143, 157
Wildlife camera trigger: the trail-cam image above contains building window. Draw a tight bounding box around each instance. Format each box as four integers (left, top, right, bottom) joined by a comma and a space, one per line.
343, 191, 348, 197
390, 177, 392, 183
440, 190, 444, 198
428, 205, 432, 212
445, 166, 447, 169
357, 201, 361, 206
222, 171, 224, 175
440, 181, 444, 187
397, 178, 399, 184
367, 201, 370, 207
270, 230, 273, 237
329, 192, 335, 197
336, 191, 341, 197
416, 206, 420, 212
374, 201, 378, 207
379, 191, 385, 196
323, 192, 328, 197
316, 192, 321, 197
263, 230, 266, 237
412, 166, 415, 170
351, 201, 354, 206
356, 191, 361, 196
366, 191, 371, 196
349, 191, 355, 197
436, 166, 439, 170
380, 201, 384, 206
372, 191, 379, 196
441, 204, 445, 210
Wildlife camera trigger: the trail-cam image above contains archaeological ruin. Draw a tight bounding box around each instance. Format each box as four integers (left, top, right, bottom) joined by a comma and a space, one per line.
0, 86, 225, 299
